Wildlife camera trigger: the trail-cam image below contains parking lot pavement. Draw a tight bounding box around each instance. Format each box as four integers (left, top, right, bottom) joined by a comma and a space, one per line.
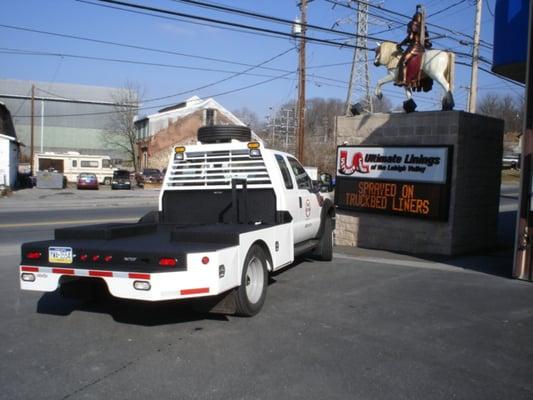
0, 186, 160, 211
2, 248, 533, 399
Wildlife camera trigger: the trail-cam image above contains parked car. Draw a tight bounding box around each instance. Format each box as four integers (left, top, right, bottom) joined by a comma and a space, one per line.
135, 168, 164, 187
77, 173, 99, 190
111, 169, 132, 190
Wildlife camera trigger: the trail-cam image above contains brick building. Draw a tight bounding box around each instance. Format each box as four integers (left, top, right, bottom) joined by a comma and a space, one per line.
135, 96, 254, 170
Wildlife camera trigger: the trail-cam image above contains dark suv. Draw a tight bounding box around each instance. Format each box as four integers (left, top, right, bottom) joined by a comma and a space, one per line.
111, 169, 132, 190
135, 168, 163, 187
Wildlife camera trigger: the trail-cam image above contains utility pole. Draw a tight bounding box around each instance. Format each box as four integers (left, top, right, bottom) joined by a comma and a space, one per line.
296, 0, 307, 163
468, 0, 482, 113
30, 84, 35, 176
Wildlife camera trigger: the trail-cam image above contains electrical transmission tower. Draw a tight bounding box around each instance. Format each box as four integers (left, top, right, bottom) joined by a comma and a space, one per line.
342, 0, 373, 115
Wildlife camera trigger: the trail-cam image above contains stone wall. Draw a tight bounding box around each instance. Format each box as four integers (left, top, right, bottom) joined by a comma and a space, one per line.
334, 111, 504, 255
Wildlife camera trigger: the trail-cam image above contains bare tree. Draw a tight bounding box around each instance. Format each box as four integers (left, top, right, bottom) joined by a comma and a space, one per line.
233, 107, 260, 130
478, 92, 523, 133
103, 82, 142, 171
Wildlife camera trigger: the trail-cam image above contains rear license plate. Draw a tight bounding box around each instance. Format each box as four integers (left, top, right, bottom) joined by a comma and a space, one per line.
49, 247, 73, 264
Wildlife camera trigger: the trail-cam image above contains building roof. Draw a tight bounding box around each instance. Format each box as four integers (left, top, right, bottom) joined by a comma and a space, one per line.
143, 96, 250, 137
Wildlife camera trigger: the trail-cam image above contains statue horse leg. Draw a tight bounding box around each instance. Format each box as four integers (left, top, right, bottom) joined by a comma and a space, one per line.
423, 52, 455, 111
374, 69, 395, 100
403, 87, 417, 113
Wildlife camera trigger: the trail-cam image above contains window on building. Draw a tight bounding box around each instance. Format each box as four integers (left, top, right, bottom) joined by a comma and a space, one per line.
275, 154, 293, 189
205, 108, 216, 126
287, 157, 312, 190
81, 160, 99, 168
72, 160, 77, 168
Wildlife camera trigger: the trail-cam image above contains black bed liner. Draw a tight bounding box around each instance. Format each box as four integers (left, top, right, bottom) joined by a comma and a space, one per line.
21, 222, 273, 272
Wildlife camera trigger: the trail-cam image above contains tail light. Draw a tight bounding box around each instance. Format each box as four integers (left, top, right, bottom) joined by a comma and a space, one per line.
159, 258, 177, 267
26, 251, 42, 260
79, 254, 88, 262
202, 256, 210, 265
104, 255, 113, 262
92, 255, 100, 262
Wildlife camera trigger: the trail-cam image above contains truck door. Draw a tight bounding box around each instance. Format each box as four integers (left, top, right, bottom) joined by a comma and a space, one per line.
286, 156, 321, 243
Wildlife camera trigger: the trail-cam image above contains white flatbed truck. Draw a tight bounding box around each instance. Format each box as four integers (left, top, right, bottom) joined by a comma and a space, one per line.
20, 125, 335, 316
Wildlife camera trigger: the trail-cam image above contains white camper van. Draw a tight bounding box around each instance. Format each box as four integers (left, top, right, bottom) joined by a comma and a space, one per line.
34, 152, 115, 184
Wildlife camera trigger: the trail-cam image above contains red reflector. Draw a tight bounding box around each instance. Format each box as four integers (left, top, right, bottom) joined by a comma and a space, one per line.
201, 256, 210, 265
89, 270, 112, 277
104, 255, 113, 262
92, 255, 100, 262
21, 266, 39, 272
180, 287, 209, 295
52, 268, 75, 275
159, 258, 177, 267
80, 254, 88, 262
128, 273, 150, 280
26, 251, 42, 260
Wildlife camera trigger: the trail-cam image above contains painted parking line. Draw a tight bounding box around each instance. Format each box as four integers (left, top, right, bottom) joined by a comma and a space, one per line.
0, 217, 137, 229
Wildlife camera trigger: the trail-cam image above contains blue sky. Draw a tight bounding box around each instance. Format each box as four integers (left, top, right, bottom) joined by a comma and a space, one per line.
0, 0, 523, 119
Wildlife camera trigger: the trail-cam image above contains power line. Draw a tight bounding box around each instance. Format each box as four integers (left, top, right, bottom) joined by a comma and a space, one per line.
170, 0, 384, 41
325, 0, 493, 49
79, 0, 370, 50
0, 23, 350, 87
12, 68, 297, 119
429, 0, 467, 17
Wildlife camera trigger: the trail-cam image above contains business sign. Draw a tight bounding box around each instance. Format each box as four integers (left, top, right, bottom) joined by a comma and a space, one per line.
335, 146, 452, 220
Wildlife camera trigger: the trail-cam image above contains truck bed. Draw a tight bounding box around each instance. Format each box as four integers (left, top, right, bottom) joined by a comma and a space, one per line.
21, 222, 271, 273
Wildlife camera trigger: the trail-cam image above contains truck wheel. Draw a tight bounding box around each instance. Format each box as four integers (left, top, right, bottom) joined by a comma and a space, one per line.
103, 177, 112, 185
235, 245, 268, 317
198, 125, 251, 143
313, 217, 333, 261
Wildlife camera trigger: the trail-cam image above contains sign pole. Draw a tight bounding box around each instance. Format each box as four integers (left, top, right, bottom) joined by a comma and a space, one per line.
513, 0, 533, 281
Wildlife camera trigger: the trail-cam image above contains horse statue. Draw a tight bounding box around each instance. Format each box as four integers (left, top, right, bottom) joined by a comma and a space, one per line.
373, 41, 455, 113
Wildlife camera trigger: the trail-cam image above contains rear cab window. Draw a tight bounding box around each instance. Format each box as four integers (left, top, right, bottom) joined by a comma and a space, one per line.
287, 157, 312, 190
274, 154, 294, 189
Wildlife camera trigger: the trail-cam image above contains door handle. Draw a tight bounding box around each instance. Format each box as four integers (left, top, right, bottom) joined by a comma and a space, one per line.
299, 197, 302, 208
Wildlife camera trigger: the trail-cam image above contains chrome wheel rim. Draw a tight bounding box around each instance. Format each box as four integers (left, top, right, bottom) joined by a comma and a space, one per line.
245, 256, 264, 304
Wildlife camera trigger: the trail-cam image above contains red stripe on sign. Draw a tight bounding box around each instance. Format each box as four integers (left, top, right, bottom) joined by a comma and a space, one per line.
128, 273, 151, 280
89, 270, 113, 277
21, 266, 39, 272
180, 287, 209, 295
52, 268, 75, 275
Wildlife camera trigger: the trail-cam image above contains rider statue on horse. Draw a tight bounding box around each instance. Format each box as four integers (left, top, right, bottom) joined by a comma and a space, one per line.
396, 6, 432, 90
373, 4, 455, 113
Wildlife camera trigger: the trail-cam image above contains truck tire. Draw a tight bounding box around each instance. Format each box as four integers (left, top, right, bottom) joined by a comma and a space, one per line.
235, 245, 268, 317
313, 217, 333, 261
198, 125, 251, 143
103, 177, 112, 185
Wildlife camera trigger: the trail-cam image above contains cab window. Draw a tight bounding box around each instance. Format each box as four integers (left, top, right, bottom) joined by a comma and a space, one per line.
287, 157, 312, 190
275, 154, 294, 189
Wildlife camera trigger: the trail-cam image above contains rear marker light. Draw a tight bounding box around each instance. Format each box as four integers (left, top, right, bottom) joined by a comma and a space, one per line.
26, 251, 42, 260
159, 258, 177, 267
104, 255, 113, 262
92, 255, 100, 262
21, 273, 36, 282
133, 281, 151, 291
80, 254, 88, 262
202, 256, 210, 265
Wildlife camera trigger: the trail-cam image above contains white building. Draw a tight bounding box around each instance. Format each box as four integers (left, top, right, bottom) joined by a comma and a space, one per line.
0, 102, 20, 188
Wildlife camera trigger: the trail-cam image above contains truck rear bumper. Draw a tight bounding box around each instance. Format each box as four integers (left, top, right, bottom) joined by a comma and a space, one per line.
19, 263, 227, 301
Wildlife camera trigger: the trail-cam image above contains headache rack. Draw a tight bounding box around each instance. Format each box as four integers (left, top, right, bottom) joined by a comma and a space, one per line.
166, 148, 272, 189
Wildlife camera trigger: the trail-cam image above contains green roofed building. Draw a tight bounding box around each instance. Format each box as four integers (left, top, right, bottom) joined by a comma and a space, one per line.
0, 79, 137, 160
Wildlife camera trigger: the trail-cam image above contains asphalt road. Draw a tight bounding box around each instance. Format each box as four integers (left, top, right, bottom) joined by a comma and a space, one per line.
1, 188, 532, 399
